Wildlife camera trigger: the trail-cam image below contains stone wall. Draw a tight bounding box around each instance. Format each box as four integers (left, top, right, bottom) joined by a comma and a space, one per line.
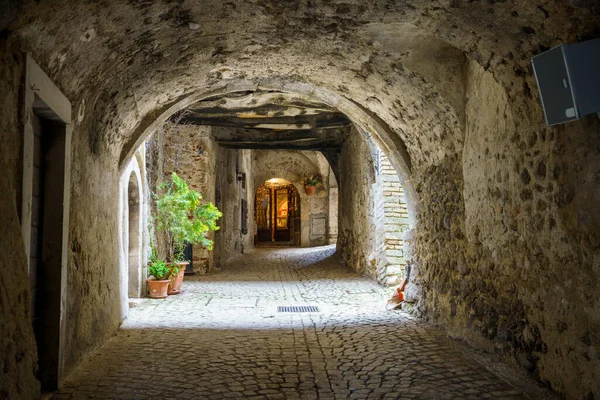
144, 127, 166, 262
408, 59, 600, 399
161, 123, 218, 273
213, 148, 254, 268
337, 128, 377, 278
0, 164, 39, 399
0, 38, 39, 398
373, 152, 410, 286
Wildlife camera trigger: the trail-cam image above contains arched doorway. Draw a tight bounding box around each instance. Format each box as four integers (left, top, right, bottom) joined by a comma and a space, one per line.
127, 172, 141, 298
255, 178, 300, 246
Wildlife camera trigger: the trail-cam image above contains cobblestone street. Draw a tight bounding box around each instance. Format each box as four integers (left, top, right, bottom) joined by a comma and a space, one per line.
52, 246, 555, 400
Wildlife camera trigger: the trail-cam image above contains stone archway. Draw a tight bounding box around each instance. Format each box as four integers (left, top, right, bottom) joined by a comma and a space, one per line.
118, 81, 420, 226
119, 151, 146, 315
127, 171, 141, 298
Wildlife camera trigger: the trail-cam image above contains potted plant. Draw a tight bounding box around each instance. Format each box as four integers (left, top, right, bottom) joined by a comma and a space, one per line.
146, 233, 170, 298
303, 174, 324, 196
147, 259, 170, 298
153, 172, 222, 294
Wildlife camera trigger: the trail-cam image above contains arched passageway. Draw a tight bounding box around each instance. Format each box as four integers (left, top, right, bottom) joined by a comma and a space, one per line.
1, 2, 599, 399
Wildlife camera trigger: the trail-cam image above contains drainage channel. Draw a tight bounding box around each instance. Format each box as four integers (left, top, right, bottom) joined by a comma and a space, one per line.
277, 305, 320, 313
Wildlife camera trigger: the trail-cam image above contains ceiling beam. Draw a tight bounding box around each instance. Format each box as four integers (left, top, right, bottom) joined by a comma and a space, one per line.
171, 90, 351, 130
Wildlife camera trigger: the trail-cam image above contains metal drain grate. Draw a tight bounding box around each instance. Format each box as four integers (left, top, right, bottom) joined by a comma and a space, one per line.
278, 305, 320, 313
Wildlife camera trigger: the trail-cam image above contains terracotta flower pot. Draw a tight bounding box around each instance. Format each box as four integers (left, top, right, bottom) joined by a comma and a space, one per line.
167, 261, 189, 295
147, 279, 169, 299
304, 186, 316, 196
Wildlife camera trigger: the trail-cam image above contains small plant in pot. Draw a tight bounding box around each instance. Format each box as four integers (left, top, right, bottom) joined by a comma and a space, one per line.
153, 172, 222, 295
303, 174, 324, 196
146, 234, 171, 298
147, 258, 170, 299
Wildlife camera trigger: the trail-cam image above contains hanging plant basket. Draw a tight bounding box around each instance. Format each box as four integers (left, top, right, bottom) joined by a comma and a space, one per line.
303, 174, 323, 196
304, 186, 316, 196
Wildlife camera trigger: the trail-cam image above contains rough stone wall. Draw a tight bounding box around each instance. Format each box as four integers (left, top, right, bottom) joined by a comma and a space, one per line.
337, 128, 377, 278
461, 60, 600, 397
144, 128, 166, 260
0, 35, 39, 399
214, 148, 253, 268
408, 59, 600, 399
161, 123, 217, 273
373, 153, 410, 286
63, 135, 123, 384
251, 150, 334, 247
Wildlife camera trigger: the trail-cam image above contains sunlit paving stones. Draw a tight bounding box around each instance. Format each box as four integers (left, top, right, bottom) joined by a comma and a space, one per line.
53, 246, 555, 399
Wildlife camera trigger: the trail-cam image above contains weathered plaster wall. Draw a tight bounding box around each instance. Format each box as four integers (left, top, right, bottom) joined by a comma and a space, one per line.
214, 148, 253, 268
161, 123, 217, 273
337, 128, 377, 279
251, 149, 335, 247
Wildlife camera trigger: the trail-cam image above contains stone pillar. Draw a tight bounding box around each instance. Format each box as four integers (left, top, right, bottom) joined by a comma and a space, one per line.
402, 228, 421, 305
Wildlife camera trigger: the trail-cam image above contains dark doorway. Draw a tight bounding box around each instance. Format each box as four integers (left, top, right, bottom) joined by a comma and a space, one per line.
29, 97, 68, 392
183, 243, 194, 275
255, 179, 300, 245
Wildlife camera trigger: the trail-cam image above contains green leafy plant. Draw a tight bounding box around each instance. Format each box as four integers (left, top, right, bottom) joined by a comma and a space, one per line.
148, 259, 170, 281
153, 172, 222, 266
303, 174, 324, 187
147, 225, 170, 280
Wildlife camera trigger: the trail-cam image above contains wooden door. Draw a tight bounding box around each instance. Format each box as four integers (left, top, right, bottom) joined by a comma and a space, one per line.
256, 186, 271, 241
274, 187, 290, 241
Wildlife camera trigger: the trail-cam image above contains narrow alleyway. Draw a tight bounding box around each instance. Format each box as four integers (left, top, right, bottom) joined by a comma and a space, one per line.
52, 247, 554, 400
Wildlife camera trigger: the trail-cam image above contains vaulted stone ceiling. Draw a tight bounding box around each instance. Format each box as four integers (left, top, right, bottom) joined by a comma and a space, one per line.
6, 0, 597, 171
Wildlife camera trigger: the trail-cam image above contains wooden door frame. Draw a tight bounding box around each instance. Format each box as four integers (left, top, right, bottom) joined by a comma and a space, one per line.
20, 54, 72, 389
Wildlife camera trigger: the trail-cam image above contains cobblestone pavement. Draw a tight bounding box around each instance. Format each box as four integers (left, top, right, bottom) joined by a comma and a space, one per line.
53, 246, 556, 400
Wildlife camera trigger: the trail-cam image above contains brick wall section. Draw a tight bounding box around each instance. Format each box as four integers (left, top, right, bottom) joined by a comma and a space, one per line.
374, 153, 410, 286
